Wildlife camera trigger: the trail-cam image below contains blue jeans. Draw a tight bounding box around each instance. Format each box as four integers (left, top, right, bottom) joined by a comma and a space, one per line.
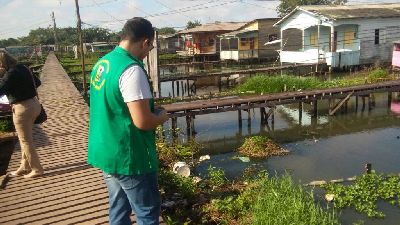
103, 172, 160, 225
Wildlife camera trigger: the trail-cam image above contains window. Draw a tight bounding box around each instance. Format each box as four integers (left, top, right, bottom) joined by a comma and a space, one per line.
229, 38, 238, 50
310, 32, 317, 47
344, 30, 354, 46
375, 29, 380, 45
395, 44, 400, 52
268, 34, 278, 42
221, 39, 229, 51
240, 38, 248, 46
209, 38, 215, 46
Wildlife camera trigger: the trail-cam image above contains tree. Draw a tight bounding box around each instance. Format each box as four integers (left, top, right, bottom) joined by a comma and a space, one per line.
156, 27, 176, 35
186, 20, 201, 30
0, 38, 20, 48
277, 0, 347, 17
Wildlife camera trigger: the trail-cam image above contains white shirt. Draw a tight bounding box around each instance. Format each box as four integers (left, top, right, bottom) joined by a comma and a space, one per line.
119, 65, 152, 103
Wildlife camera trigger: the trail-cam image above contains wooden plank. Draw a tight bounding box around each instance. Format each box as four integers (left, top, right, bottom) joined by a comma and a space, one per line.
329, 91, 354, 116
0, 53, 165, 225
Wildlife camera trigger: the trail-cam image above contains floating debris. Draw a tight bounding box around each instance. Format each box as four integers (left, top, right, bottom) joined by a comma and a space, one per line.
238, 156, 250, 163
199, 155, 210, 162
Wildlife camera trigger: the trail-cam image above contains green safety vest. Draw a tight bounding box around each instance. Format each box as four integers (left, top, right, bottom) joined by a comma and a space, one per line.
87, 46, 158, 175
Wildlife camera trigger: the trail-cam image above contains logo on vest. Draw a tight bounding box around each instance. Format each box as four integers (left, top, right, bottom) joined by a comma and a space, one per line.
91, 60, 110, 90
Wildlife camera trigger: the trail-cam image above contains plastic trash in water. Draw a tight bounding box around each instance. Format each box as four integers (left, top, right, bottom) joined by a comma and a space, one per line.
199, 155, 210, 162
173, 162, 190, 177
238, 157, 250, 162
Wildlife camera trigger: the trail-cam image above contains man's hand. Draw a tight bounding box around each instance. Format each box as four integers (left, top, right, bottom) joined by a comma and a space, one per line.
127, 100, 169, 130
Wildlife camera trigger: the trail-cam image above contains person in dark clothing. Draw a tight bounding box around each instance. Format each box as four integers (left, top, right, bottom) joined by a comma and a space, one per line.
0, 50, 44, 178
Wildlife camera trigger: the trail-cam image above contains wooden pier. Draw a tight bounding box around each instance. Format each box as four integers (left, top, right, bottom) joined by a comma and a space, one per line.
0, 53, 164, 225
163, 80, 400, 136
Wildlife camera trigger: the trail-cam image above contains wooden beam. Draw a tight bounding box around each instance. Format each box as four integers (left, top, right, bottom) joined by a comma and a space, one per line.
329, 91, 354, 116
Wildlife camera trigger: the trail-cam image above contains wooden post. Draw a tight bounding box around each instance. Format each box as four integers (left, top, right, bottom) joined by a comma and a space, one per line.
172, 81, 175, 98
144, 31, 160, 97
74, 0, 86, 97
238, 109, 242, 129
218, 77, 222, 92
312, 100, 318, 118
186, 79, 190, 97
362, 96, 366, 111
171, 117, 178, 140
176, 81, 180, 96
388, 92, 392, 108
365, 163, 372, 174
51, 12, 58, 52
260, 107, 265, 124
355, 95, 358, 112
299, 102, 303, 125
271, 107, 275, 125
186, 115, 191, 138
190, 115, 195, 136
181, 80, 184, 95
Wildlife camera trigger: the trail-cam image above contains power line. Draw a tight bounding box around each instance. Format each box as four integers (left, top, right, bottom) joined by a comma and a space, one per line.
90, 0, 124, 24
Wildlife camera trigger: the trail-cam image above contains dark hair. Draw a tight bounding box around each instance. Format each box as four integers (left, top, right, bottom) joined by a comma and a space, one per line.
121, 17, 155, 42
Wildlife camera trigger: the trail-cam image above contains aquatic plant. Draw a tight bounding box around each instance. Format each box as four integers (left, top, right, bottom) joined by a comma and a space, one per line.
238, 135, 289, 158
322, 171, 400, 218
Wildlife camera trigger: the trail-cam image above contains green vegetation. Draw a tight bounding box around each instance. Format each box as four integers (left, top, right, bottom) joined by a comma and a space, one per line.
0, 118, 14, 132
207, 166, 227, 188
204, 172, 340, 225
1, 27, 119, 48
322, 171, 400, 218
157, 139, 200, 167
236, 68, 394, 95
239, 135, 289, 158
367, 68, 389, 83
156, 138, 339, 224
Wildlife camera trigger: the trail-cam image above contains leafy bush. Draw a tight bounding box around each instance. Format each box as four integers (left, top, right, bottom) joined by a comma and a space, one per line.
158, 169, 197, 199
367, 68, 389, 83
0, 118, 14, 132
207, 166, 227, 188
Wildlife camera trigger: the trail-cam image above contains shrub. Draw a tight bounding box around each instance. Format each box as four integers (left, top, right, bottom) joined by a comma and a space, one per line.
0, 118, 14, 132
367, 68, 389, 83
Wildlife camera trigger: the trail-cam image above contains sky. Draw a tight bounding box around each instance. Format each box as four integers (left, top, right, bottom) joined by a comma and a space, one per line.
0, 0, 399, 40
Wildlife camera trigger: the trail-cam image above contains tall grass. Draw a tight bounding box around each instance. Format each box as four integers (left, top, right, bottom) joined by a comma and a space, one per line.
206, 173, 340, 225
236, 74, 370, 94
251, 174, 339, 225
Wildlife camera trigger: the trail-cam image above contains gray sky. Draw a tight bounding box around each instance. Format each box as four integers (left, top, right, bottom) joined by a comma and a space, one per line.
0, 0, 399, 40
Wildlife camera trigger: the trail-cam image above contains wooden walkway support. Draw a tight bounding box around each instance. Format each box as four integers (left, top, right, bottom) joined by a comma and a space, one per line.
0, 53, 164, 225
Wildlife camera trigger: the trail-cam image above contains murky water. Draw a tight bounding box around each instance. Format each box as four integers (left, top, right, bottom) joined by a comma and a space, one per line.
164, 92, 400, 225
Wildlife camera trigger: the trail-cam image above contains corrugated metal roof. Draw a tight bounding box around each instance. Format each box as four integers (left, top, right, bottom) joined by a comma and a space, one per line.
300, 3, 400, 20
275, 3, 400, 26
179, 22, 247, 34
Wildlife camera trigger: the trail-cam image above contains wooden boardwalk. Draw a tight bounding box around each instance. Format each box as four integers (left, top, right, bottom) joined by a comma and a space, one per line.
163, 80, 400, 118
0, 53, 164, 225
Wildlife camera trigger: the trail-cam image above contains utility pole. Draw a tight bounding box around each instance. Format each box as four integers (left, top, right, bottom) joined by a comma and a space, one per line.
51, 12, 58, 52
74, 0, 87, 98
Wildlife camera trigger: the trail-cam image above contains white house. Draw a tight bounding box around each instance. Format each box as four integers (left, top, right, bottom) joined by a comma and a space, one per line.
274, 3, 400, 69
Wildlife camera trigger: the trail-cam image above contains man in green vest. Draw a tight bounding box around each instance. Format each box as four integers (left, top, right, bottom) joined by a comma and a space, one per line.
88, 17, 169, 225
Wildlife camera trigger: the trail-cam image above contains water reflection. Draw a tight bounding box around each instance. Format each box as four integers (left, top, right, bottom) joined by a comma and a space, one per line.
163, 92, 400, 225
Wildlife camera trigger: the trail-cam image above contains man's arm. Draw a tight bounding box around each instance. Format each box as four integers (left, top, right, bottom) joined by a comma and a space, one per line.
127, 99, 168, 130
